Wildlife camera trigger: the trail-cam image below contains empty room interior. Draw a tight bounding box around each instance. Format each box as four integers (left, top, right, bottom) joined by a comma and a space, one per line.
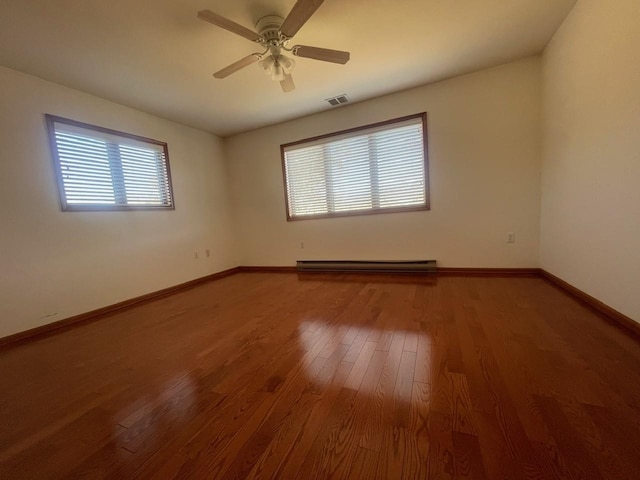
1, 0, 639, 478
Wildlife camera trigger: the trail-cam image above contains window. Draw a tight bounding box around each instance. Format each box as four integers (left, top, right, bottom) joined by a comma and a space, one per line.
45, 115, 174, 211
281, 113, 429, 221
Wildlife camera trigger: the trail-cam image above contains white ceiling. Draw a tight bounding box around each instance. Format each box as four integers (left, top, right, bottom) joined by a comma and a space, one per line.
0, 0, 576, 137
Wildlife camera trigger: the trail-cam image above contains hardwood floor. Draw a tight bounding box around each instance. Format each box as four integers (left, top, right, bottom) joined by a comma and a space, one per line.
1, 272, 639, 479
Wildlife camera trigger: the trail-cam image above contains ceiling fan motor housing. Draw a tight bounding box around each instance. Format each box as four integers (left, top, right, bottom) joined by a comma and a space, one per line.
256, 15, 285, 43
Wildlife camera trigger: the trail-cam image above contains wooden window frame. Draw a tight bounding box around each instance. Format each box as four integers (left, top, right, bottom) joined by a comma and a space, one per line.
280, 112, 430, 221
45, 114, 175, 212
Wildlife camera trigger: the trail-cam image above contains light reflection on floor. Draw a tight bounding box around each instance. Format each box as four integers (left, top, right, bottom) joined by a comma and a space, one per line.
296, 319, 432, 399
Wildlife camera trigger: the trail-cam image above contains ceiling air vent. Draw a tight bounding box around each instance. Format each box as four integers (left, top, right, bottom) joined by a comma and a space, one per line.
326, 94, 349, 106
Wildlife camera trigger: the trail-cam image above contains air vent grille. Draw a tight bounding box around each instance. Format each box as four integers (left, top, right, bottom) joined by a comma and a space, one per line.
325, 94, 349, 106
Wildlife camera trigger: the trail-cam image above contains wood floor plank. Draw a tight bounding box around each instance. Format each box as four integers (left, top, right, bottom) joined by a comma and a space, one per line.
275, 359, 355, 479
300, 347, 388, 480
296, 386, 359, 479
581, 403, 640, 480
375, 426, 408, 480
359, 330, 406, 452
452, 431, 488, 480
401, 381, 430, 480
347, 447, 379, 480
426, 410, 455, 480
534, 395, 605, 480
243, 348, 349, 479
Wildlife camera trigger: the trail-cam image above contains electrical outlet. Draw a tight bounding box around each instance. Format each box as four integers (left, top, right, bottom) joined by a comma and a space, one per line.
205, 249, 210, 257
194, 251, 199, 259
507, 232, 515, 244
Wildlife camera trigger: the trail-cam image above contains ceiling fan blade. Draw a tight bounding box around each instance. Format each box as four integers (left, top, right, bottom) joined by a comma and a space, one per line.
197, 10, 262, 42
213, 54, 261, 79
293, 45, 350, 64
280, 0, 324, 38
281, 74, 296, 93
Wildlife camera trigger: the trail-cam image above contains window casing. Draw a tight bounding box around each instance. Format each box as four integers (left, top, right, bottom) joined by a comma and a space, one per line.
45, 115, 174, 211
281, 113, 429, 221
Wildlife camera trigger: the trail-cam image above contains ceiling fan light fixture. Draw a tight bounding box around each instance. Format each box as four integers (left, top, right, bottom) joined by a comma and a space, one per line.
260, 55, 294, 82
279, 54, 295, 73
271, 63, 285, 82
259, 55, 276, 74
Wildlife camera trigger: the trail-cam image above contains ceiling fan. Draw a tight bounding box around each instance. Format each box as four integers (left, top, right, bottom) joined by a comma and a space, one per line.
197, 0, 350, 93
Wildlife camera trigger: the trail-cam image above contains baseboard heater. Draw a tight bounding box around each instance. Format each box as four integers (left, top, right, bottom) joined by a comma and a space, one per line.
296, 260, 437, 274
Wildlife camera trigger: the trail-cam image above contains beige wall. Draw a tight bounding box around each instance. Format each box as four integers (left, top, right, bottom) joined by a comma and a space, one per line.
0, 67, 239, 338
225, 58, 542, 268
540, 0, 640, 321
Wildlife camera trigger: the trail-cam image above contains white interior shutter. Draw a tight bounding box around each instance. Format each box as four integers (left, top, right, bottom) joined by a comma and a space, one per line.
282, 114, 428, 220
47, 115, 174, 210
54, 131, 116, 205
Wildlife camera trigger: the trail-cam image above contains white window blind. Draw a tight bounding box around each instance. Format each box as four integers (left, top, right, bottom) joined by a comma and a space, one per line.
282, 114, 428, 220
46, 115, 174, 210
